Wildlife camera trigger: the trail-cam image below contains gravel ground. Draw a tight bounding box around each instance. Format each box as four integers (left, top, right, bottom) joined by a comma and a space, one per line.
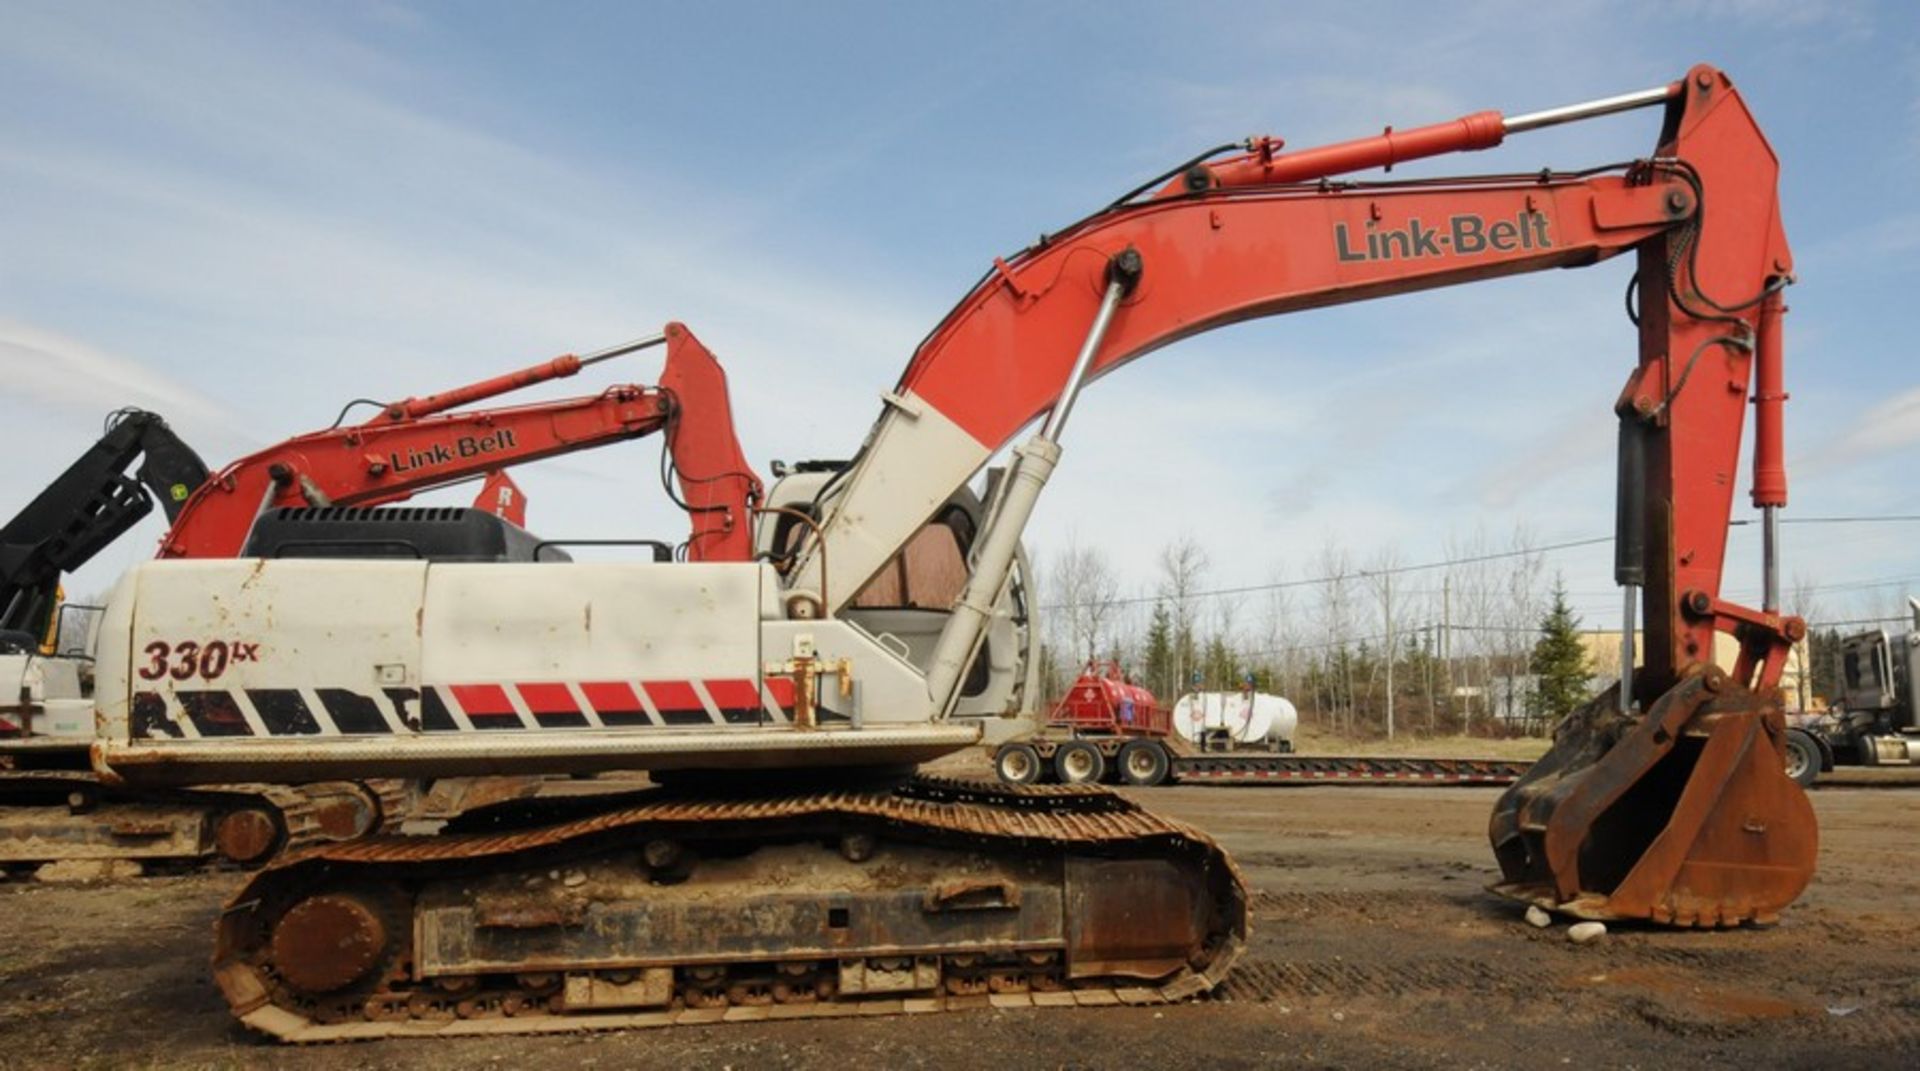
0, 772, 1914, 1070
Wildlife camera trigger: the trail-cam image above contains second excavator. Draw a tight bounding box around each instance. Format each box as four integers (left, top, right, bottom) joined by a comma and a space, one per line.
1, 325, 755, 869
83, 63, 1809, 1037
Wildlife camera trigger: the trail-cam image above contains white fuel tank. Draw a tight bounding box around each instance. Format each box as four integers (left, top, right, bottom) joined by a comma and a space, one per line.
1173, 690, 1298, 749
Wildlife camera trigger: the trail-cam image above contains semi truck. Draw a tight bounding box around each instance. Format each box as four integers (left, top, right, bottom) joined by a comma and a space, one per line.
1784, 598, 1920, 786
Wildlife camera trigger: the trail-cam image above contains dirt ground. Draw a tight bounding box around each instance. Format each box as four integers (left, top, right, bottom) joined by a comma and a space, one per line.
2, 773, 1915, 1071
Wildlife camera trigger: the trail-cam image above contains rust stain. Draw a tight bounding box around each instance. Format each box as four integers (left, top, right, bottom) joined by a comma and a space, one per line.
1576, 966, 1812, 1022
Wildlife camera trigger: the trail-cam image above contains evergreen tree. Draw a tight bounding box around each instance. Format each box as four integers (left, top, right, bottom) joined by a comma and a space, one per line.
1529, 578, 1590, 723
1144, 601, 1174, 699
1202, 634, 1237, 691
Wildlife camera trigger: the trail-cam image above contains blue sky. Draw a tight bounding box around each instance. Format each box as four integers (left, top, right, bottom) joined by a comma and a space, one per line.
2, 0, 1916, 636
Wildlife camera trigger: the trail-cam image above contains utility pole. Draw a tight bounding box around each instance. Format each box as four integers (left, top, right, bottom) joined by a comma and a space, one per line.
1442, 573, 1456, 732
1383, 569, 1395, 740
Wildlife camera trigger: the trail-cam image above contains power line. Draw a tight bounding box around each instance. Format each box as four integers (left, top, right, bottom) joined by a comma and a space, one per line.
1730, 514, 1920, 526
1806, 615, 1912, 630
1037, 536, 1610, 612
1039, 513, 1920, 614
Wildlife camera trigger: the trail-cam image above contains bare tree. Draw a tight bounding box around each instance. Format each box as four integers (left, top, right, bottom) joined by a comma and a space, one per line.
1049, 534, 1121, 665
1158, 537, 1210, 694
1445, 526, 1499, 733
1365, 546, 1403, 739
1787, 569, 1822, 714
1315, 539, 1355, 733
1499, 525, 1548, 731
1259, 565, 1301, 701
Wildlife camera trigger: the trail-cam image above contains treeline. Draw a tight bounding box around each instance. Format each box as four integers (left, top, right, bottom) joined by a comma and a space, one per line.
1037, 531, 1569, 740
1036, 531, 1890, 739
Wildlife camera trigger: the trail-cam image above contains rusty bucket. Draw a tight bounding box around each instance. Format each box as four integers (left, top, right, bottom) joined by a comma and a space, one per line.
1488, 666, 1816, 927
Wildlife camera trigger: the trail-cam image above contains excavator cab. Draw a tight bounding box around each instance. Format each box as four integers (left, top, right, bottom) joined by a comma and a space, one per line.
757, 462, 1041, 740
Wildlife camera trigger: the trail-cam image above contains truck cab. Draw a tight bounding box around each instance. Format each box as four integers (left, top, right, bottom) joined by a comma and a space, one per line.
1831, 613, 1920, 765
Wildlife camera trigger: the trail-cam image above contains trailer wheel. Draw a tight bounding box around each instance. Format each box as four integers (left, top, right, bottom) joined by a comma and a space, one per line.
1783, 729, 1821, 789
1054, 741, 1106, 785
1118, 741, 1170, 786
994, 743, 1044, 786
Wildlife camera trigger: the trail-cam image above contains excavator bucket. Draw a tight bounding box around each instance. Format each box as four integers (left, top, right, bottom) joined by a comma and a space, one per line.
1489, 666, 1816, 927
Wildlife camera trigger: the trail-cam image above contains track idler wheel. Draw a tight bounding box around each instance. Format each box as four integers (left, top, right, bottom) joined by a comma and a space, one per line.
1488, 669, 1818, 927
269, 892, 392, 995
214, 808, 284, 867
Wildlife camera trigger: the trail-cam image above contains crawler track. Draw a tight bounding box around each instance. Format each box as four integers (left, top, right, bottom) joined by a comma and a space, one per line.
213, 776, 1248, 1042
0, 769, 405, 870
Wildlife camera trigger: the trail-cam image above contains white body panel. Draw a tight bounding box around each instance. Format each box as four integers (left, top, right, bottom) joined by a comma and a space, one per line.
128, 559, 429, 718
92, 558, 978, 785
420, 563, 762, 685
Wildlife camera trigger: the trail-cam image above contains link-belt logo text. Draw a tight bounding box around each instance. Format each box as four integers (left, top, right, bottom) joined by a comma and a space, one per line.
1335, 211, 1550, 262
388, 428, 519, 473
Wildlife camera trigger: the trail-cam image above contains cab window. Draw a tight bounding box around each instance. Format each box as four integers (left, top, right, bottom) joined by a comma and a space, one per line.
851, 508, 972, 610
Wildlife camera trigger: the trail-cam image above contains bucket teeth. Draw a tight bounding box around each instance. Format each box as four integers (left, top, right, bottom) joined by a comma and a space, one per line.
1489, 674, 1816, 926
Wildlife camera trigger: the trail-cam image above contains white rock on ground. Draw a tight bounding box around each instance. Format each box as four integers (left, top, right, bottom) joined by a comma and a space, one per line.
1568, 921, 1608, 944
1525, 906, 1553, 928
35, 859, 144, 882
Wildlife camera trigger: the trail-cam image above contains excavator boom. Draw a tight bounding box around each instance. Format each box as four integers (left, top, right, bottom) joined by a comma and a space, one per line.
162, 322, 761, 563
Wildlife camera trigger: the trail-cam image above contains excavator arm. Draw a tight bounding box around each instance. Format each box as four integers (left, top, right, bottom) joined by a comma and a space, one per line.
0, 410, 209, 645
800, 67, 1789, 686
793, 65, 1810, 924
160, 322, 761, 563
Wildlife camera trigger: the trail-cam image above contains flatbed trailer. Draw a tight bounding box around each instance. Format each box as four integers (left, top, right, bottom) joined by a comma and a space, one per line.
1172, 752, 1531, 786
993, 730, 1532, 787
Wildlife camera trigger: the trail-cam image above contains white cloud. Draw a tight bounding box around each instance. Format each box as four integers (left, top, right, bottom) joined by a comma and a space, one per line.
0, 320, 240, 433
1802, 385, 1920, 468
1668, 0, 1873, 31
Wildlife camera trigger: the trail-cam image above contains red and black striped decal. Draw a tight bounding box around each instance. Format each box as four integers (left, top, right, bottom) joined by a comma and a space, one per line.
765, 677, 797, 713
704, 679, 765, 726
642, 681, 710, 727
178, 691, 251, 737
129, 678, 787, 739
517, 683, 590, 729
131, 692, 179, 738
320, 689, 390, 734
579, 681, 651, 727
249, 690, 323, 735
449, 684, 524, 730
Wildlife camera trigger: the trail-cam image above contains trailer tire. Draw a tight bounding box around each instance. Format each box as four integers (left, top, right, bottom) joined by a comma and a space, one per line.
994, 743, 1044, 786
1783, 729, 1821, 789
1053, 741, 1106, 785
1118, 741, 1171, 786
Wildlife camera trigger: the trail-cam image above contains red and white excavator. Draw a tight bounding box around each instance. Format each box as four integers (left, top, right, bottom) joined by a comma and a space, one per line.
0, 325, 759, 867
78, 64, 1810, 1037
